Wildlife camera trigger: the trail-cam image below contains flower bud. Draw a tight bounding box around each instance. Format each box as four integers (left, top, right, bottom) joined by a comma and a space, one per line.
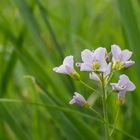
69, 92, 89, 107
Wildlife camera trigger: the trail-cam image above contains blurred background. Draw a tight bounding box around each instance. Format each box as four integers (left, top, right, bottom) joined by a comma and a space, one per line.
0, 0, 140, 139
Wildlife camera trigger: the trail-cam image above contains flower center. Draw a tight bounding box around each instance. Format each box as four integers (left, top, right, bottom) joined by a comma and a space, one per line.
113, 61, 124, 70
93, 60, 100, 70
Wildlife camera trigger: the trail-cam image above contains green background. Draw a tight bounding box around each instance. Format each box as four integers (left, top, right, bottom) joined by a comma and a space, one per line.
0, 0, 140, 139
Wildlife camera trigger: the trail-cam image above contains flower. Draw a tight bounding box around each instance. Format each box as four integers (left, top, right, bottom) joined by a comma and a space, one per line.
53, 56, 80, 80
69, 92, 89, 107
89, 63, 111, 81
111, 74, 136, 104
80, 47, 108, 73
111, 44, 135, 70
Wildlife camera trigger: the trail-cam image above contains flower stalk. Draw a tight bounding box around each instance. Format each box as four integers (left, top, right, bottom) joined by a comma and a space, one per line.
101, 73, 110, 140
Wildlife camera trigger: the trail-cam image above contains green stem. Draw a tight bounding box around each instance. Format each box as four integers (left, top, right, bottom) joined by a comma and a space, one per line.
106, 72, 113, 86
110, 106, 120, 136
80, 80, 96, 92
101, 74, 110, 140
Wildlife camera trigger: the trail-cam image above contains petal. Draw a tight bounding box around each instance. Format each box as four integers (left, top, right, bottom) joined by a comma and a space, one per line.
74, 92, 85, 101
118, 74, 129, 87
124, 61, 135, 68
126, 81, 136, 91
89, 72, 100, 81
99, 60, 108, 72
111, 83, 124, 91
63, 55, 74, 68
53, 65, 67, 74
111, 44, 121, 61
94, 47, 106, 62
80, 63, 93, 71
65, 65, 75, 74
105, 63, 111, 76
81, 49, 94, 63
120, 50, 132, 62
69, 99, 75, 104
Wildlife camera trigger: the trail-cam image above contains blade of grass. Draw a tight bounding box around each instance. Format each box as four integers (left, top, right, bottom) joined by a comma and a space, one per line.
0, 98, 139, 140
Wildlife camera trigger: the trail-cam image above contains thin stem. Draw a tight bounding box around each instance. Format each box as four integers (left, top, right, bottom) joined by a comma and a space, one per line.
89, 107, 103, 120
80, 80, 96, 92
106, 72, 113, 86
110, 106, 120, 136
101, 73, 110, 140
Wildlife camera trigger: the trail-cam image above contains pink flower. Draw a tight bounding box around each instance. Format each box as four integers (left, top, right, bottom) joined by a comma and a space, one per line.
80, 47, 108, 73
53, 56, 75, 74
111, 74, 136, 101
111, 45, 135, 70
69, 92, 87, 107
53, 56, 80, 80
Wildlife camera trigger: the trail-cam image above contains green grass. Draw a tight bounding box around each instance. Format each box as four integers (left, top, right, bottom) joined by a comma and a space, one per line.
0, 0, 140, 139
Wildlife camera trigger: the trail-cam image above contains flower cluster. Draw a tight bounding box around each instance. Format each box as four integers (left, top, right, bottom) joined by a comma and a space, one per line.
53, 44, 136, 106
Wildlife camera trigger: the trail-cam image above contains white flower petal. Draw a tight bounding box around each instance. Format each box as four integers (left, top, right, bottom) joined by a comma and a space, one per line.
120, 50, 132, 62
53, 55, 76, 75
111, 44, 121, 61
81, 49, 94, 64
94, 47, 106, 62
99, 60, 108, 72
89, 72, 100, 81
111, 83, 124, 91
69, 99, 75, 104
105, 63, 111, 76
124, 61, 135, 68
119, 50, 132, 62
63, 55, 74, 68
53, 65, 67, 74
65, 65, 75, 74
80, 63, 92, 71
119, 74, 129, 87
126, 81, 136, 91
